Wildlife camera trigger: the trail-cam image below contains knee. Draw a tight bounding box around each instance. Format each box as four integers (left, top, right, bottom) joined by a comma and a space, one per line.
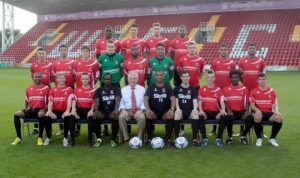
190, 112, 199, 120
174, 110, 182, 120
254, 117, 262, 123
273, 114, 283, 123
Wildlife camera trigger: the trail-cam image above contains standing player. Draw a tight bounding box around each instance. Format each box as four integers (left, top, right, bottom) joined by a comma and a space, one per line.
177, 41, 205, 91
198, 70, 227, 147
98, 40, 124, 88
144, 71, 175, 145
93, 73, 121, 147
30, 47, 52, 135
11, 72, 50, 145
170, 25, 191, 86
74, 45, 99, 89
210, 44, 236, 135
95, 25, 121, 59
148, 44, 174, 85
250, 73, 283, 147
145, 22, 169, 60
121, 23, 146, 60
124, 44, 148, 86
174, 71, 199, 145
223, 69, 253, 145
44, 73, 73, 146
69, 73, 96, 147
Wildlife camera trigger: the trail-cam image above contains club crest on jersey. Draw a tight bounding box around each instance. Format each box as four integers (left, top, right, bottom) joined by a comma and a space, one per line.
57, 62, 60, 65
154, 88, 157, 92
150, 39, 153, 42
179, 89, 183, 92
188, 90, 191, 94
102, 91, 105, 94
176, 40, 179, 43
128, 61, 131, 64
153, 63, 156, 65
164, 64, 168, 68
256, 65, 259, 69
162, 88, 166, 93
104, 59, 107, 62
110, 90, 114, 94
116, 61, 119, 65
217, 61, 220, 64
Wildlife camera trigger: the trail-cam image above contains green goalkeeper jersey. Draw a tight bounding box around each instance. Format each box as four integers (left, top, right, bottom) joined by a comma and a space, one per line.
148, 57, 174, 85
98, 53, 124, 84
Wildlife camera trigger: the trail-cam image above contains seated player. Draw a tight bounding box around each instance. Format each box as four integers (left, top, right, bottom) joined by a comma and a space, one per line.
198, 70, 227, 147
70, 73, 95, 147
11, 72, 50, 145
174, 71, 199, 145
45, 73, 73, 146
118, 72, 146, 144
93, 73, 121, 147
144, 70, 175, 145
250, 73, 283, 147
223, 69, 254, 145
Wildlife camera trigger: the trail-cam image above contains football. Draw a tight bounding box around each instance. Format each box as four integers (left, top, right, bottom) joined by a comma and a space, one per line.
175, 136, 188, 149
129, 136, 143, 149
150, 137, 164, 149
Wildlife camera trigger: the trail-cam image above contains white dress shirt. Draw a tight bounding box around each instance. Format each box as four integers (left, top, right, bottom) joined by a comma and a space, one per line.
119, 84, 146, 111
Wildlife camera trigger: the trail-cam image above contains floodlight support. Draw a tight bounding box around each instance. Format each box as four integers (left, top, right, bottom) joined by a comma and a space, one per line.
2, 2, 14, 53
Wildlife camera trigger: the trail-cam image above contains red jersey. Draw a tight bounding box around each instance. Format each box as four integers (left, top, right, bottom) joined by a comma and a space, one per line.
249, 87, 277, 112
178, 55, 205, 87
145, 36, 169, 60
94, 38, 121, 58
25, 84, 50, 109
74, 87, 96, 109
169, 37, 190, 68
238, 56, 266, 91
123, 57, 148, 86
73, 58, 99, 88
121, 38, 145, 60
198, 85, 223, 112
210, 57, 236, 89
30, 60, 52, 86
52, 58, 75, 87
223, 85, 249, 111
48, 86, 73, 111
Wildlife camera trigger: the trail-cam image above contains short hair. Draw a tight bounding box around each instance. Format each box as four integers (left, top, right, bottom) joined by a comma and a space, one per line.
179, 71, 189, 77
81, 72, 89, 77
128, 71, 139, 79
37, 47, 45, 52
220, 44, 228, 48
103, 72, 112, 79
107, 40, 115, 44
56, 72, 65, 78
105, 25, 113, 32
33, 72, 42, 76
156, 43, 165, 49
81, 45, 91, 52
258, 73, 267, 78
152, 22, 162, 27
59, 44, 68, 50
229, 69, 241, 78
131, 23, 138, 28
155, 70, 164, 75
248, 43, 256, 47
178, 25, 186, 29
206, 69, 214, 75
187, 41, 196, 46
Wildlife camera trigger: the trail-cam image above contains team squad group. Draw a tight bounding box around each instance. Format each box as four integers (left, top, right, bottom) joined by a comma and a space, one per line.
11, 23, 283, 148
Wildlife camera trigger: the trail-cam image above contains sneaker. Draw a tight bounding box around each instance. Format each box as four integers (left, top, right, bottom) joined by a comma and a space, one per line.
215, 138, 223, 147
63, 138, 69, 147
200, 139, 208, 147
208, 132, 216, 136
11, 137, 22, 145
192, 140, 200, 147
256, 138, 263, 147
31, 128, 39, 135
56, 130, 64, 136
43, 137, 51, 146
179, 130, 184, 136
226, 138, 233, 145
165, 139, 173, 147
240, 137, 248, 145
37, 137, 43, 146
93, 138, 103, 147
111, 140, 117, 148
268, 138, 279, 147
69, 139, 75, 147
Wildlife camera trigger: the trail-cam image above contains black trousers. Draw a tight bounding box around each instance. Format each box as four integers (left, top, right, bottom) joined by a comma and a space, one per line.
198, 111, 226, 139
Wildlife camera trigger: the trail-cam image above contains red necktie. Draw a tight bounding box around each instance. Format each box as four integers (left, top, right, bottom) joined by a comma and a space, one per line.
131, 87, 137, 113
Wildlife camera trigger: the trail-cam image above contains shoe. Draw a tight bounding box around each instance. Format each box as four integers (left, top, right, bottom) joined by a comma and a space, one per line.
69, 139, 75, 147
75, 130, 80, 135
56, 130, 64, 136
11, 137, 22, 145
43, 137, 51, 145
256, 138, 263, 147
179, 130, 184, 136
208, 131, 216, 136
63, 138, 69, 147
192, 139, 200, 147
240, 137, 248, 145
31, 128, 39, 135
37, 137, 43, 146
165, 139, 173, 147
200, 139, 208, 147
268, 138, 279, 147
226, 138, 233, 145
111, 140, 117, 148
215, 138, 223, 147
93, 138, 103, 147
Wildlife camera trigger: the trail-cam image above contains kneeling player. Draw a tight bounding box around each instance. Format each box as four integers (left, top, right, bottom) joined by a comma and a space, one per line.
250, 73, 283, 147
144, 70, 175, 145
93, 73, 121, 147
223, 69, 254, 145
45, 73, 73, 146
198, 70, 227, 147
174, 71, 199, 145
70, 73, 95, 147
11, 72, 50, 145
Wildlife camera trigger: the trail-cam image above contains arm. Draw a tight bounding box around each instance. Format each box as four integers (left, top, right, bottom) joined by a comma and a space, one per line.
175, 98, 181, 112
170, 96, 176, 111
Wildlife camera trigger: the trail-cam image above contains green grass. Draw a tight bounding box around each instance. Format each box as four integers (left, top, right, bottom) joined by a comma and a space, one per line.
0, 68, 299, 178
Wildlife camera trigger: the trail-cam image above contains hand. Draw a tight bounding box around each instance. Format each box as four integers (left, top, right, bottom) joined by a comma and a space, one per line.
93, 111, 102, 119
227, 110, 233, 116
192, 109, 198, 116
219, 110, 227, 116
253, 110, 262, 119
87, 110, 93, 117
242, 111, 250, 120
110, 110, 119, 120
145, 110, 155, 120
62, 111, 71, 119
199, 111, 207, 119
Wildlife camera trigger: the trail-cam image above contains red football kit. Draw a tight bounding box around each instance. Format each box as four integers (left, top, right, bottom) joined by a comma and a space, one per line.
52, 58, 75, 87
25, 84, 50, 109
73, 58, 99, 88
145, 36, 169, 60
198, 85, 223, 112
169, 37, 190, 68
30, 60, 52, 86
121, 38, 145, 60
249, 87, 277, 112
95, 38, 121, 58
223, 85, 249, 111
73, 87, 96, 109
48, 86, 74, 111
123, 56, 148, 86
